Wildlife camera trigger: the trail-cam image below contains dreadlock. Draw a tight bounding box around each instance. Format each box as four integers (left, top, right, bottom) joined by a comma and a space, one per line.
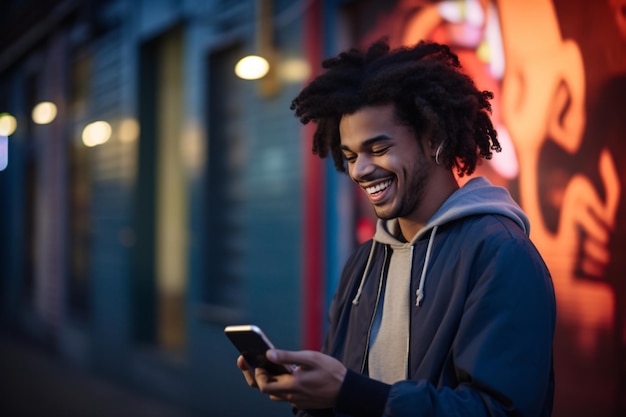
290, 39, 501, 176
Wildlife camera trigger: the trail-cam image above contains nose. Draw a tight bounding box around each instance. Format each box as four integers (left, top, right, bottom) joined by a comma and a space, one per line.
349, 154, 375, 182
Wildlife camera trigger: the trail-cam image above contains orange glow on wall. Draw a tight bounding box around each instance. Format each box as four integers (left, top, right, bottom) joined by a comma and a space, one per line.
356, 1, 626, 415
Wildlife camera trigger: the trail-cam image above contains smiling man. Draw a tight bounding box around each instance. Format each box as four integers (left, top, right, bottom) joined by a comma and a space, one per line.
236, 40, 556, 417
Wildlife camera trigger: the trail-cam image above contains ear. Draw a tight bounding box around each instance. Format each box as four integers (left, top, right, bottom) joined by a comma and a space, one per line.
421, 129, 433, 144
429, 141, 439, 158
426, 137, 439, 156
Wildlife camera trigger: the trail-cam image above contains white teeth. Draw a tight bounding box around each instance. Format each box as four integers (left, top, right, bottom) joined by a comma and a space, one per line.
366, 180, 392, 195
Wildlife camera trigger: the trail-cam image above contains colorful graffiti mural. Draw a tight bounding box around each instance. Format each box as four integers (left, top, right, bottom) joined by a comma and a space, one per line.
350, 1, 626, 415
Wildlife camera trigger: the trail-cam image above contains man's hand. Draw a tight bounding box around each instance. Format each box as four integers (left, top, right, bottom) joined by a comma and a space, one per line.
238, 349, 347, 410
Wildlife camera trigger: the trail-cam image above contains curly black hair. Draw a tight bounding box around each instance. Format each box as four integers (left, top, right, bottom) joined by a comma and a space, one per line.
290, 40, 501, 176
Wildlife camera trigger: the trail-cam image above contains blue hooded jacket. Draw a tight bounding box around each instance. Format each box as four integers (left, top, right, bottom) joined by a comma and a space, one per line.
297, 177, 556, 417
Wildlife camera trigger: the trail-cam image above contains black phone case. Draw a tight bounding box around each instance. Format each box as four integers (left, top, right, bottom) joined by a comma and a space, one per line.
225, 329, 290, 375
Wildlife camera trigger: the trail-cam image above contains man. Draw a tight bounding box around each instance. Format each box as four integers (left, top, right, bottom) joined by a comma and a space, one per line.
237, 40, 556, 417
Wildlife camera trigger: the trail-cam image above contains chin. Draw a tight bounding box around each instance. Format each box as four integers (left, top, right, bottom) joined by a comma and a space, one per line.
373, 207, 395, 220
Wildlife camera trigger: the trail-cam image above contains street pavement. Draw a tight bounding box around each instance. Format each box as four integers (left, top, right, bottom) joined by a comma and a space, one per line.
0, 330, 204, 417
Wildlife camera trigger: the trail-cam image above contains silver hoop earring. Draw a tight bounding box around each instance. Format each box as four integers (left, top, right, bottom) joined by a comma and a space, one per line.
435, 143, 444, 166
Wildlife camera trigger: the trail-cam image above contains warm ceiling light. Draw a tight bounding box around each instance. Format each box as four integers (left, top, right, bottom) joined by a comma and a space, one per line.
32, 101, 57, 124
0, 113, 17, 136
235, 55, 270, 80
82, 121, 112, 147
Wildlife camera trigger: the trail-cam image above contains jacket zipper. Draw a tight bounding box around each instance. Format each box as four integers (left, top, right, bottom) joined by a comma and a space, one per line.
360, 244, 389, 374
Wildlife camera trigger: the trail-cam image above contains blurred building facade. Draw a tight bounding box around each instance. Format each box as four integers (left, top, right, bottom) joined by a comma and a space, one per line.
1, 1, 625, 416
0, 0, 328, 415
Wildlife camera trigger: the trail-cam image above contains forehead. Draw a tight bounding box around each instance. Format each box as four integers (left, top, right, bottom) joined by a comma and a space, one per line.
339, 104, 408, 148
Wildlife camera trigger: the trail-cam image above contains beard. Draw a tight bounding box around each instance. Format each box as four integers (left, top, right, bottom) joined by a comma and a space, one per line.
373, 154, 431, 220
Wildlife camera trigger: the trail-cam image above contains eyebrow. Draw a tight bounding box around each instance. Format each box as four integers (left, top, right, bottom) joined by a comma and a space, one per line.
340, 134, 393, 151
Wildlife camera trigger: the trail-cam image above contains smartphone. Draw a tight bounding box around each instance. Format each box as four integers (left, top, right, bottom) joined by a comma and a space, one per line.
224, 325, 292, 375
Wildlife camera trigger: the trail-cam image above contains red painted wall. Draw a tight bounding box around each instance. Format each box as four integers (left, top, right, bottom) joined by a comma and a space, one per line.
344, 1, 626, 415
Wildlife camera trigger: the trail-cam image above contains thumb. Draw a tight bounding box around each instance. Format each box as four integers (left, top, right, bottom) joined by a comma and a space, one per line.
267, 349, 317, 367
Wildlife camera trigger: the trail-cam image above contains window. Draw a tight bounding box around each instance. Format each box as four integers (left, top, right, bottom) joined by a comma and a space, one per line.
134, 27, 187, 351
67, 49, 91, 317
204, 44, 246, 312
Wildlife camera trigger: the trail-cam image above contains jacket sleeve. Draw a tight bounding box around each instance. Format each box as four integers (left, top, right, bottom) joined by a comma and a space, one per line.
293, 408, 335, 417
334, 232, 556, 417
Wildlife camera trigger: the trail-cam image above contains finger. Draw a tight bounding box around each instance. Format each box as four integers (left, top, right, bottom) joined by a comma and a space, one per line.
267, 349, 315, 367
237, 356, 258, 388
255, 365, 284, 385
255, 370, 289, 399
269, 394, 290, 402
237, 355, 250, 371
255, 366, 295, 394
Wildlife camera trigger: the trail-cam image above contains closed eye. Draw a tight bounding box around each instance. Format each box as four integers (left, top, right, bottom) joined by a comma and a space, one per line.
342, 152, 357, 163
371, 146, 390, 156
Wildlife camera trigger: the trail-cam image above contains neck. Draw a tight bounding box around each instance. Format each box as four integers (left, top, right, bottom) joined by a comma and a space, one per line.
398, 170, 458, 240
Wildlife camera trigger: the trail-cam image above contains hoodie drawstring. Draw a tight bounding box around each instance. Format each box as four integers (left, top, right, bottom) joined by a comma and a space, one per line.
352, 225, 439, 307
352, 240, 377, 305
416, 225, 438, 306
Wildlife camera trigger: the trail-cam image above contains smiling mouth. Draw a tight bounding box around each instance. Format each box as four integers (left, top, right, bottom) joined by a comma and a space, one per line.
365, 180, 392, 196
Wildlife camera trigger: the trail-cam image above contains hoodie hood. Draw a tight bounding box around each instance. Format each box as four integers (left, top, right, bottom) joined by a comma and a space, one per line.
353, 177, 529, 307
374, 176, 530, 246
